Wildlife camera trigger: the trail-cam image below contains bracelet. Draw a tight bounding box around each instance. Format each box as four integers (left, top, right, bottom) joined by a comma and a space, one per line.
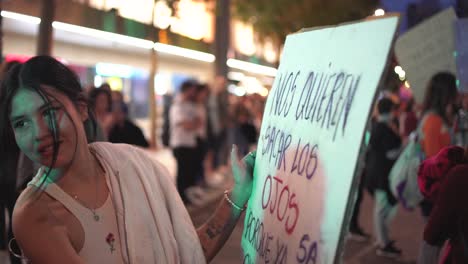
224, 190, 247, 212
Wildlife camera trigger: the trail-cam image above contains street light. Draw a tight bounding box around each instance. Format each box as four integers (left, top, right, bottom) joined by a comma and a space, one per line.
374, 8, 385, 16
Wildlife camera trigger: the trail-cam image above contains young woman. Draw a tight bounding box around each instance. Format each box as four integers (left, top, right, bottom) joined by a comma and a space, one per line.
88, 87, 114, 141
420, 72, 459, 159
0, 56, 255, 264
418, 72, 459, 263
419, 72, 459, 217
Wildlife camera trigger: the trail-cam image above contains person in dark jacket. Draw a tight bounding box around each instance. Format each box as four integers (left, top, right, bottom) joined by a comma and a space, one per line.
108, 102, 149, 148
365, 97, 402, 258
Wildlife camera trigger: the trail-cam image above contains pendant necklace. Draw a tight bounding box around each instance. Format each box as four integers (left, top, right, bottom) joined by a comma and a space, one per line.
73, 161, 101, 222
73, 194, 100, 221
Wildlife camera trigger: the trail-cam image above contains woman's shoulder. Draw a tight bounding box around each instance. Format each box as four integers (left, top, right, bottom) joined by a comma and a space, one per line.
89, 142, 161, 169
423, 113, 444, 124
89, 142, 136, 158
13, 186, 58, 237
12, 187, 83, 263
422, 113, 445, 131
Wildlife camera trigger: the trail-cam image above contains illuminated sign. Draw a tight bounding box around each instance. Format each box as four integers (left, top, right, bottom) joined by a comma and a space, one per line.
96, 63, 134, 78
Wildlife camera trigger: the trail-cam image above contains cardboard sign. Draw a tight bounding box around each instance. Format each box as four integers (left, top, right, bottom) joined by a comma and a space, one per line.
395, 8, 457, 103
456, 18, 468, 93
241, 16, 399, 264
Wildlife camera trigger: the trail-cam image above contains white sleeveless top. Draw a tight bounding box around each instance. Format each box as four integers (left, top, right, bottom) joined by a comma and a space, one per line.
30, 173, 126, 264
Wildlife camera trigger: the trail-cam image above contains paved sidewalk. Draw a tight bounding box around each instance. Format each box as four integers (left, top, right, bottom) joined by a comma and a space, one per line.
194, 192, 425, 264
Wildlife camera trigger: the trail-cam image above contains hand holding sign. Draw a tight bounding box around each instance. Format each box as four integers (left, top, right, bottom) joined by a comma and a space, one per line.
230, 145, 257, 208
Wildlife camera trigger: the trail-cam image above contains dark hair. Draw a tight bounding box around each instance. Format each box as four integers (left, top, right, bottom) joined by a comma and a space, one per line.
235, 105, 251, 118
88, 87, 112, 113
405, 98, 415, 113
114, 101, 128, 115
0, 61, 21, 81
196, 83, 209, 92
99, 83, 111, 91
422, 72, 458, 123
377, 97, 395, 115
180, 79, 198, 93
0, 56, 97, 187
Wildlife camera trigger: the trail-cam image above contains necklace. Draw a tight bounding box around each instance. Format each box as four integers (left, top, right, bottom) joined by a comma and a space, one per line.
72, 153, 102, 222
73, 194, 101, 221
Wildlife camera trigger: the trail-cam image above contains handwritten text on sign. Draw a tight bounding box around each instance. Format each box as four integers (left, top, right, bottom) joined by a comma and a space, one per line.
241, 17, 399, 264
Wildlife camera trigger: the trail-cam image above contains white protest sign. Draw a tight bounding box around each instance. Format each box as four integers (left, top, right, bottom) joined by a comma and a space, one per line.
241, 16, 399, 264
395, 8, 457, 103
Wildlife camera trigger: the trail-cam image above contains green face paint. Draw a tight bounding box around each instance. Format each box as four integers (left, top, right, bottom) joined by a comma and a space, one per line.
10, 85, 86, 170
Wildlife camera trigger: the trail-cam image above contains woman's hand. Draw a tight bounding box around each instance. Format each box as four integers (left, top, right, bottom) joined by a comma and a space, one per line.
230, 145, 256, 207
197, 146, 256, 261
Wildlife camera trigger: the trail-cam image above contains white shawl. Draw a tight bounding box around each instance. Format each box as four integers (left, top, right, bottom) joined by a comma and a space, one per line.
90, 142, 206, 264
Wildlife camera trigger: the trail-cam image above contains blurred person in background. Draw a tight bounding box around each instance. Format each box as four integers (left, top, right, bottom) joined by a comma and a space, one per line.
365, 97, 403, 258
170, 80, 203, 204
83, 84, 95, 96
108, 101, 149, 148
419, 72, 459, 219
195, 83, 209, 184
161, 94, 173, 147
454, 93, 468, 147
208, 76, 230, 175
417, 72, 459, 263
88, 87, 114, 141
111, 90, 124, 103
399, 97, 419, 144
250, 94, 266, 134
233, 104, 257, 157
184, 83, 211, 205
419, 146, 468, 264
99, 83, 111, 92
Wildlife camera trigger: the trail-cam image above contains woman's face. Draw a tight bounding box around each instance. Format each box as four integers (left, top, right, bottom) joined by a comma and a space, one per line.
445, 96, 458, 120
9, 85, 88, 168
95, 93, 110, 114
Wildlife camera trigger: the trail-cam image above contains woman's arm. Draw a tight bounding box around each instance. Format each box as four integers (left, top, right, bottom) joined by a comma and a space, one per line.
197, 147, 255, 262
13, 194, 85, 264
197, 192, 244, 261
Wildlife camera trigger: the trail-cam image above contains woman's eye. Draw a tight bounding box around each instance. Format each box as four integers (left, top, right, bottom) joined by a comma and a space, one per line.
13, 120, 27, 129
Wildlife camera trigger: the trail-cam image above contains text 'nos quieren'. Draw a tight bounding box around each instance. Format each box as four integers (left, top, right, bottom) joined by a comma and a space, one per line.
268, 70, 360, 141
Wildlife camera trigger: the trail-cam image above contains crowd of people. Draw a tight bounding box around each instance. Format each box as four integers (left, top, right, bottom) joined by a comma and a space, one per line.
167, 77, 262, 205
349, 71, 468, 263
0, 56, 466, 264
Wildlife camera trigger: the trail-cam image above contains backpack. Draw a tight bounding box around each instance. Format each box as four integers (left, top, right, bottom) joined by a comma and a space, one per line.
389, 115, 430, 210
389, 132, 424, 210
417, 145, 466, 202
